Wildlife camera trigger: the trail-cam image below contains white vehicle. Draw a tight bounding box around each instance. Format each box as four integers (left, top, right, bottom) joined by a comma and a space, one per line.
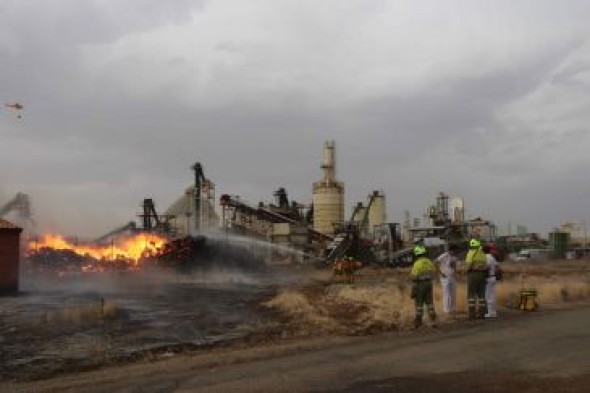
515, 248, 549, 261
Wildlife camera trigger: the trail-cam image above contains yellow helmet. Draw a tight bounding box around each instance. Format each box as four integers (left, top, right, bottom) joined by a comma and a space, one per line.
413, 245, 427, 256
469, 239, 481, 248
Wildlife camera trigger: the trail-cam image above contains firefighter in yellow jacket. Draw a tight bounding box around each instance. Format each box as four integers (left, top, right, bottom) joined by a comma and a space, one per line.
410, 244, 437, 328
465, 238, 489, 319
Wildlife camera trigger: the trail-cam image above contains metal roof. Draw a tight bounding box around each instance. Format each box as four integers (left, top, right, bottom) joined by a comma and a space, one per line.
0, 218, 21, 230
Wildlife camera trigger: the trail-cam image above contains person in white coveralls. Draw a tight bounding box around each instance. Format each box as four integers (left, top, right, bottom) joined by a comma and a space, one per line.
434, 244, 459, 314
482, 244, 499, 318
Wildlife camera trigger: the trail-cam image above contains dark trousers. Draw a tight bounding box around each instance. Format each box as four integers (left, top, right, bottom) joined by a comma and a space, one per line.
413, 280, 436, 327
467, 270, 488, 319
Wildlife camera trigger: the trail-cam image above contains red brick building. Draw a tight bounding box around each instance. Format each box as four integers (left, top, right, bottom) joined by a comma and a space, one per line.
0, 218, 22, 294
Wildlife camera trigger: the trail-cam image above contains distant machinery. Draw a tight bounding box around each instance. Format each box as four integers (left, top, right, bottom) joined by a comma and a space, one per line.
324, 190, 402, 265
95, 198, 175, 242
95, 221, 138, 243
312, 141, 345, 235
427, 192, 451, 227
402, 210, 412, 243
220, 194, 273, 239
219, 191, 331, 246
496, 233, 546, 254
269, 187, 304, 223
465, 217, 497, 240
164, 162, 219, 236
274, 187, 289, 209
192, 162, 205, 233
138, 198, 176, 234
406, 192, 500, 251
96, 162, 218, 241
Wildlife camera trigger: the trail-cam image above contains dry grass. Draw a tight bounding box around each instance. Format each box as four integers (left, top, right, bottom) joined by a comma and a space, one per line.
262, 290, 339, 330
264, 281, 420, 332
263, 264, 590, 334
502, 260, 590, 276
325, 283, 415, 330
41, 300, 118, 326
497, 277, 590, 305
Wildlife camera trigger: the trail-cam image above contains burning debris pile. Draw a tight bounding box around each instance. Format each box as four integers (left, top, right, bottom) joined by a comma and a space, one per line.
26, 233, 267, 276
26, 233, 165, 274
157, 236, 267, 272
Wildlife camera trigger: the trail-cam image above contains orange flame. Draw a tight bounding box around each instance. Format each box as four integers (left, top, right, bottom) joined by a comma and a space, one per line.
27, 233, 167, 264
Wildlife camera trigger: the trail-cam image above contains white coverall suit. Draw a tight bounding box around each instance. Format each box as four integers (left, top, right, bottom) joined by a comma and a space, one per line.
435, 251, 457, 313
485, 253, 499, 317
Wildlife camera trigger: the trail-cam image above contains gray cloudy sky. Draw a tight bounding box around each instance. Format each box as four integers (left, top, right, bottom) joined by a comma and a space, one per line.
1, 0, 589, 237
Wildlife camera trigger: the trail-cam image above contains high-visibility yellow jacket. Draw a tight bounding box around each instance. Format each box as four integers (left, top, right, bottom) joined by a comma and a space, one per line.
411, 257, 435, 280
466, 248, 487, 270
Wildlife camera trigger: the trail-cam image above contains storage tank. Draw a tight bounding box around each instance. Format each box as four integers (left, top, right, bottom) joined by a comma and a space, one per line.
450, 197, 465, 223
368, 190, 387, 233
549, 232, 569, 260
313, 182, 344, 235
351, 202, 367, 224
0, 218, 22, 295
313, 141, 345, 235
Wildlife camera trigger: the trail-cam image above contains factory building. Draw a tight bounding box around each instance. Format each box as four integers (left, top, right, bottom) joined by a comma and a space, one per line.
368, 191, 387, 233
164, 182, 219, 237
449, 197, 465, 223
404, 192, 498, 244
0, 218, 22, 295
350, 190, 387, 238
312, 141, 345, 235
157, 162, 220, 237
558, 221, 587, 247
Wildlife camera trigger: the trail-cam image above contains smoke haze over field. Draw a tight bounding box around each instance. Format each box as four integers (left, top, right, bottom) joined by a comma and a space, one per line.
1, 1, 590, 236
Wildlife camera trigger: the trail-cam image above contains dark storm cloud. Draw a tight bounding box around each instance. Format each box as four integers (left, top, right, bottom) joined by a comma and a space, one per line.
1, 1, 590, 236
0, 1, 200, 93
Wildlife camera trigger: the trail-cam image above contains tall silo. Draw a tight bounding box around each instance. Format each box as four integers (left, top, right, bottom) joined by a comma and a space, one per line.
351, 202, 367, 224
368, 190, 387, 233
312, 141, 345, 235
549, 232, 569, 260
450, 197, 465, 223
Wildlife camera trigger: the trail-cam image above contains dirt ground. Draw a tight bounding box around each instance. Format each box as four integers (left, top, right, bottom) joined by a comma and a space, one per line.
1, 259, 589, 391
319, 372, 590, 393
3, 304, 589, 392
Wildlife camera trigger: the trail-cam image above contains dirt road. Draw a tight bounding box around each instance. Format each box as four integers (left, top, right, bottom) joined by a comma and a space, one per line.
5, 305, 590, 393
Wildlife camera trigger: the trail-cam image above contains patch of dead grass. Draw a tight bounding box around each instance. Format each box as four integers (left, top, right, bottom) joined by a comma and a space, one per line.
263, 267, 590, 335
41, 301, 118, 326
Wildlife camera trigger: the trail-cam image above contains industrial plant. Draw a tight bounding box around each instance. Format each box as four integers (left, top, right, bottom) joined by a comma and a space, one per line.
0, 139, 586, 281
0, 139, 588, 385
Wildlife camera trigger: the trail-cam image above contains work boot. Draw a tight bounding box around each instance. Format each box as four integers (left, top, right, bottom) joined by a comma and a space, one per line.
414, 315, 423, 329
429, 317, 437, 328
477, 300, 487, 319
468, 301, 476, 320
428, 305, 437, 327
